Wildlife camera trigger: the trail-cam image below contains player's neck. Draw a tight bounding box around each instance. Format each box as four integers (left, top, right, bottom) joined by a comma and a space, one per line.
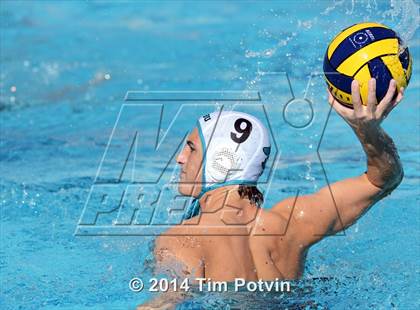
198, 185, 258, 223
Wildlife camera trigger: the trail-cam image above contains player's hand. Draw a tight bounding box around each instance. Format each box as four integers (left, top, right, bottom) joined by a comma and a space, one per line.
327, 78, 404, 131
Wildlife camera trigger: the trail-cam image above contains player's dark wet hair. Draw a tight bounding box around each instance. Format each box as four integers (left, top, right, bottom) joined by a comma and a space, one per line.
238, 185, 263, 207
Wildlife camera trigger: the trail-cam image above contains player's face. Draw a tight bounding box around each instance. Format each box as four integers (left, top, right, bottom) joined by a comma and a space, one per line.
176, 128, 204, 197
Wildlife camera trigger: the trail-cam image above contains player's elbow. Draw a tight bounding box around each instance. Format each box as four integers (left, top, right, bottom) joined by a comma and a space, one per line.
395, 165, 404, 187
389, 165, 404, 190
380, 165, 404, 197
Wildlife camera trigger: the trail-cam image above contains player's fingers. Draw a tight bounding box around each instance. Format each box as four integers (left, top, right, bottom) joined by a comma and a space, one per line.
385, 87, 405, 120
351, 80, 363, 114
376, 79, 397, 116
329, 96, 352, 118
395, 87, 404, 104
379, 79, 397, 106
327, 88, 334, 105
388, 87, 404, 112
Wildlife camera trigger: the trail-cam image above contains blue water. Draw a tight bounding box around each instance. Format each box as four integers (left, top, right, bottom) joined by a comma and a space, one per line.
1, 1, 419, 309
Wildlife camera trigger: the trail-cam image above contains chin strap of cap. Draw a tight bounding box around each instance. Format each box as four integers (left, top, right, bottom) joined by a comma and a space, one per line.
183, 197, 202, 220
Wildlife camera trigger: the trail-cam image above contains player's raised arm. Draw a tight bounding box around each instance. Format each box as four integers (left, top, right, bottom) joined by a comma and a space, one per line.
272, 79, 404, 246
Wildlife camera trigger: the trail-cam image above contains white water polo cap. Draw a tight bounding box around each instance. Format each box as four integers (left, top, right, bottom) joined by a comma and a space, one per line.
182, 111, 271, 219
197, 111, 271, 189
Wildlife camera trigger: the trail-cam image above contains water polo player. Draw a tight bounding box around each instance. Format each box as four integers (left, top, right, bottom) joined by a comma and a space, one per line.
155, 79, 403, 281
140, 79, 404, 308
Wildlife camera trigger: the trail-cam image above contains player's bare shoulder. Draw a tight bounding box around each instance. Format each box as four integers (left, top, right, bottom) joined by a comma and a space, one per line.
154, 223, 205, 278
155, 221, 203, 252
252, 209, 287, 237
249, 198, 311, 252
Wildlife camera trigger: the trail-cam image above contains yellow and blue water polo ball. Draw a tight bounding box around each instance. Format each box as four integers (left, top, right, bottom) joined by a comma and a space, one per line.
323, 22, 412, 108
